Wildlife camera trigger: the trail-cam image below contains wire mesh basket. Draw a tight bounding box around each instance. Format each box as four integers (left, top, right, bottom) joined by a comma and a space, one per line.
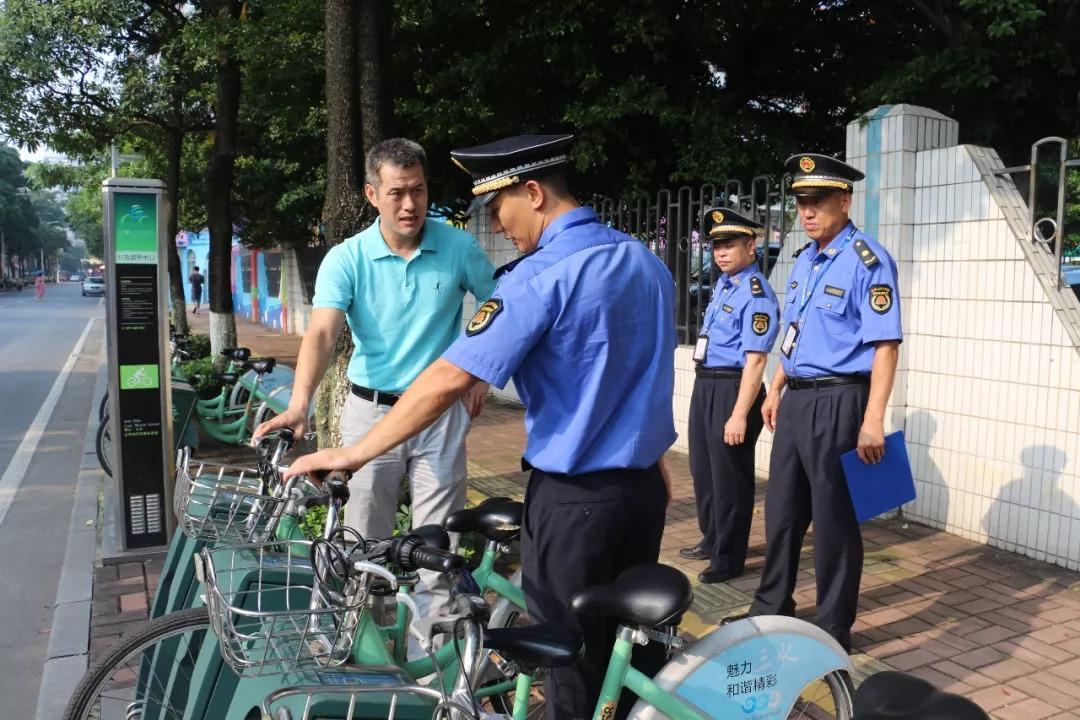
175, 450, 288, 543
198, 539, 371, 677
260, 676, 454, 720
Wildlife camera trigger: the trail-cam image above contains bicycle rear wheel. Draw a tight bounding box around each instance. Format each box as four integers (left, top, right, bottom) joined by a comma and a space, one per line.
786, 670, 855, 719
63, 607, 212, 720
96, 419, 113, 478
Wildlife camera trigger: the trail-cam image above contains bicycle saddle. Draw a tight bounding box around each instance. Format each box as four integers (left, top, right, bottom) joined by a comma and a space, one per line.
444, 496, 522, 544
483, 622, 583, 669
247, 358, 277, 374
212, 372, 239, 384
853, 671, 989, 720
221, 347, 251, 361
570, 563, 693, 628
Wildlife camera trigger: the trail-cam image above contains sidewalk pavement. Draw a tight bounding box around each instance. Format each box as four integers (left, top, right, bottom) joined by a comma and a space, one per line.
87, 315, 1080, 719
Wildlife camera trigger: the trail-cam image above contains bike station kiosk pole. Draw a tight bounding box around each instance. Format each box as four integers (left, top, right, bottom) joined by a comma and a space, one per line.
102, 178, 175, 556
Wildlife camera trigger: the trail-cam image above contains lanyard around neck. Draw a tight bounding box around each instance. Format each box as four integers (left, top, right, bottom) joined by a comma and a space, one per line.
795, 226, 857, 322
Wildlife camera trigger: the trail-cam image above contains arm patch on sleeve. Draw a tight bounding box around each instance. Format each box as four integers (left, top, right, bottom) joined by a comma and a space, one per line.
751, 312, 771, 335
466, 298, 503, 335
869, 285, 893, 314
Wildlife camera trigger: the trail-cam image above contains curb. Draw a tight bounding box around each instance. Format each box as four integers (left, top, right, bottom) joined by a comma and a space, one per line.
34, 336, 107, 720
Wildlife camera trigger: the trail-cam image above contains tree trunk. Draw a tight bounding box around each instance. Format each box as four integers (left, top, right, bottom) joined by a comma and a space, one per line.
357, 0, 392, 151
163, 124, 189, 336
314, 0, 369, 449
205, 0, 242, 359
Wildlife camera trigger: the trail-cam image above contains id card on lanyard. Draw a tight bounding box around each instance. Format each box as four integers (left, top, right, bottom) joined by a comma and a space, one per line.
781, 226, 858, 358
695, 278, 737, 365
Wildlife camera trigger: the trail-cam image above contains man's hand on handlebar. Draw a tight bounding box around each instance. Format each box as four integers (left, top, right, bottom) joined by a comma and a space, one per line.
283, 446, 363, 482
253, 406, 308, 445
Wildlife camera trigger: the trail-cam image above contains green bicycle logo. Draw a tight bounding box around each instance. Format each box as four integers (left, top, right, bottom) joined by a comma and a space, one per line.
120, 364, 159, 390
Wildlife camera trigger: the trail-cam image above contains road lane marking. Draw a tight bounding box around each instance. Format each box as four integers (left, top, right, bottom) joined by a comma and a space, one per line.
0, 317, 96, 531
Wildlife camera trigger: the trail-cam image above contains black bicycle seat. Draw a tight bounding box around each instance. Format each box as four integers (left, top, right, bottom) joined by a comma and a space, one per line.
212, 372, 239, 384
221, 347, 251, 362
443, 496, 522, 544
483, 622, 583, 669
853, 671, 989, 720
570, 563, 693, 628
247, 358, 276, 374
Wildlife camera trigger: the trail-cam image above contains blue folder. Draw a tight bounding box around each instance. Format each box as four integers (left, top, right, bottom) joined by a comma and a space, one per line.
841, 430, 916, 523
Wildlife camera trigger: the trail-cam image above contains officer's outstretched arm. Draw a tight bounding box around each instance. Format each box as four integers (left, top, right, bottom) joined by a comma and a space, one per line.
857, 341, 900, 464
283, 359, 478, 480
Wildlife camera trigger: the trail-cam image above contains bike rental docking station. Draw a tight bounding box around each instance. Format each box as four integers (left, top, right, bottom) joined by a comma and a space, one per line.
101, 177, 176, 562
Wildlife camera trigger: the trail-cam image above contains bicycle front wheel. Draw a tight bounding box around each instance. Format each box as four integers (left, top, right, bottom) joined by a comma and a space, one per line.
63, 607, 213, 720
786, 669, 855, 719
96, 420, 113, 478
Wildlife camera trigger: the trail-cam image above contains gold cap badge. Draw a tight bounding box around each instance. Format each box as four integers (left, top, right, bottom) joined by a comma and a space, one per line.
799, 156, 816, 173
711, 210, 724, 223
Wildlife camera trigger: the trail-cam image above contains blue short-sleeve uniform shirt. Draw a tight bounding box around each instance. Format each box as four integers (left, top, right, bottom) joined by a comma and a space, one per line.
698, 263, 779, 368
312, 217, 496, 393
442, 207, 677, 475
781, 222, 902, 377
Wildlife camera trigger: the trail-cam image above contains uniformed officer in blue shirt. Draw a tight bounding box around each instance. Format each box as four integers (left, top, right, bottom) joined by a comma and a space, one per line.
286, 134, 677, 719
746, 154, 902, 652
681, 209, 779, 585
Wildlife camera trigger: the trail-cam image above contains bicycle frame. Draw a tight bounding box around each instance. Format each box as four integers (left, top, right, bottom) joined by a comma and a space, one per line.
591, 630, 706, 720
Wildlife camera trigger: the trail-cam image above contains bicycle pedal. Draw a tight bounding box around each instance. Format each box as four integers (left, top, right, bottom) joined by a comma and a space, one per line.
486, 649, 518, 678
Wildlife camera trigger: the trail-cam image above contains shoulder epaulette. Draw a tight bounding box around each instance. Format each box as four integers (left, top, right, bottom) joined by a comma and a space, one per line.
749, 275, 766, 298
852, 238, 879, 268
493, 255, 526, 280
793, 242, 812, 259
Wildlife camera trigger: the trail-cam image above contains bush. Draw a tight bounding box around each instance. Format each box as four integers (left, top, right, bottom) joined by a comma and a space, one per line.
184, 334, 212, 360
177, 356, 225, 398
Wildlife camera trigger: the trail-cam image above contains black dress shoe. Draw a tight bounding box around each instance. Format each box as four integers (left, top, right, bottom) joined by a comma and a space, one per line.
679, 543, 709, 561
697, 569, 734, 584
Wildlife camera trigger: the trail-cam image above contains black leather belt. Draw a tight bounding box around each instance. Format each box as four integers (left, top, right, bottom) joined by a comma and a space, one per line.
695, 367, 742, 379
786, 374, 870, 391
351, 383, 400, 406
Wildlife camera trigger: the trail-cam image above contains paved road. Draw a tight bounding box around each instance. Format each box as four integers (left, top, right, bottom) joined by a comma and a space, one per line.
0, 282, 103, 718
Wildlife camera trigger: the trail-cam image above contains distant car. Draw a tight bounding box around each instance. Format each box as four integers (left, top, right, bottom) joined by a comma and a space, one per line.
69, 272, 82, 282
82, 276, 105, 296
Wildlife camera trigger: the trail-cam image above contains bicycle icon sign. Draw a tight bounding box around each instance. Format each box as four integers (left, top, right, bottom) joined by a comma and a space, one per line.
120, 364, 160, 391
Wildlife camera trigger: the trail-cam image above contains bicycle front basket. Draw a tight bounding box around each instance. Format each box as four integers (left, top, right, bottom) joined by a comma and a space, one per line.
175, 453, 288, 543
199, 540, 371, 677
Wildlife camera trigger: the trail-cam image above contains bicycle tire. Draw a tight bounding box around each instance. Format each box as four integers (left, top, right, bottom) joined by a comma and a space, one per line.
63, 607, 213, 720
98, 392, 109, 421
96, 420, 113, 478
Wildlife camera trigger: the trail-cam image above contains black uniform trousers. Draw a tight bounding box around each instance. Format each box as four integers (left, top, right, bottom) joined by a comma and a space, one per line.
688, 376, 765, 576
748, 382, 869, 651
521, 465, 668, 720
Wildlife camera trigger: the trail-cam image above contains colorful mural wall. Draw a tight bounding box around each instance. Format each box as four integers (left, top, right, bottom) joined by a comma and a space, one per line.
176, 230, 289, 332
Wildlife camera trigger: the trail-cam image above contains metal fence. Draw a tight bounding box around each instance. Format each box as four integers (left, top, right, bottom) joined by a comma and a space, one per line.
994, 136, 1080, 295
589, 174, 795, 344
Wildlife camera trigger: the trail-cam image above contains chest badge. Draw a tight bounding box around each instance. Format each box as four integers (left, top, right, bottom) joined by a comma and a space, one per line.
869, 285, 893, 314
824, 285, 845, 298
722, 304, 734, 313
752, 312, 771, 336
466, 298, 503, 335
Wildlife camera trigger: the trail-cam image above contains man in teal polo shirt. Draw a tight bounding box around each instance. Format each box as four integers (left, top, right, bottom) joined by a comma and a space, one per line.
255, 138, 494, 615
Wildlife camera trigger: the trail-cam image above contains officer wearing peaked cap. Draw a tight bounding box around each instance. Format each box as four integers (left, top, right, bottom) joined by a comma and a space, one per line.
285, 133, 678, 719
747, 153, 902, 652
681, 208, 779, 586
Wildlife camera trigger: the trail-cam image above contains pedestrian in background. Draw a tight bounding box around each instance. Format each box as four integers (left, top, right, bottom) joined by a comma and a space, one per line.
34, 271, 45, 301
188, 265, 204, 314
